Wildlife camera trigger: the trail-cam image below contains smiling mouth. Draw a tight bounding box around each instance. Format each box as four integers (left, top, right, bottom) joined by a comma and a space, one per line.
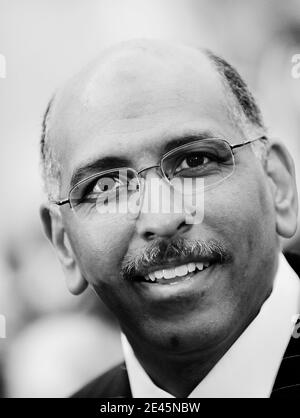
132, 261, 212, 285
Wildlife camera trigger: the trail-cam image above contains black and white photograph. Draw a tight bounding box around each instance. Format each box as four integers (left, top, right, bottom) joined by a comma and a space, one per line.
0, 0, 300, 401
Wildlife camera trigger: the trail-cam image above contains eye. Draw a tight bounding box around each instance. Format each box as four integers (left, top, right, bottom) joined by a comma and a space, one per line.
75, 175, 125, 205
174, 153, 211, 174
88, 175, 123, 197
93, 177, 120, 193
70, 170, 135, 209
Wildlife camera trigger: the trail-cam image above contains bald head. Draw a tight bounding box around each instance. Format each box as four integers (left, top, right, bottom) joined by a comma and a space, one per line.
41, 39, 265, 198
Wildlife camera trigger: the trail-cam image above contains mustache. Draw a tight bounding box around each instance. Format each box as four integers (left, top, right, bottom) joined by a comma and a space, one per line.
121, 237, 231, 280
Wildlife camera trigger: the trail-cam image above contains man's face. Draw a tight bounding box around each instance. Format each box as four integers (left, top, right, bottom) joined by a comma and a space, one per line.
50, 45, 279, 353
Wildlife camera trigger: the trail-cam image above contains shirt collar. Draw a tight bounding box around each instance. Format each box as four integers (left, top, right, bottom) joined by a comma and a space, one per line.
121, 253, 300, 398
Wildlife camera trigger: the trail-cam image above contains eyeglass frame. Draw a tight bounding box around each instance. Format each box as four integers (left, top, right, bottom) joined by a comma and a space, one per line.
51, 135, 268, 209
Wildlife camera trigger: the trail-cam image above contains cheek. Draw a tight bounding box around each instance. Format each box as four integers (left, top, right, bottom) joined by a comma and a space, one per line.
196, 172, 277, 322
66, 215, 136, 285
203, 168, 276, 260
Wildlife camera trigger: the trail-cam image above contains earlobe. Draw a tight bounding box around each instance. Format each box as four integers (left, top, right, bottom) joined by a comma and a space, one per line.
40, 203, 88, 295
266, 142, 298, 238
64, 263, 88, 295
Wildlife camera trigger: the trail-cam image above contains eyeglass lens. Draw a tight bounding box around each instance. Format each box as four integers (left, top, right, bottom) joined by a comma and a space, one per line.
69, 139, 234, 217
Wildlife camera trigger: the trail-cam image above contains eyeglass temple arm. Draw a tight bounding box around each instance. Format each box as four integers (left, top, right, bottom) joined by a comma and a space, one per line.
51, 199, 70, 206
231, 135, 268, 150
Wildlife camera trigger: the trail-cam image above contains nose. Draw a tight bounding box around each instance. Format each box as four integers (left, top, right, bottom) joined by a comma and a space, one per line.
136, 171, 193, 241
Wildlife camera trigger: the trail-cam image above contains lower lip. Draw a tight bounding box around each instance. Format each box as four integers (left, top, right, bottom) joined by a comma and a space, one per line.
131, 264, 216, 300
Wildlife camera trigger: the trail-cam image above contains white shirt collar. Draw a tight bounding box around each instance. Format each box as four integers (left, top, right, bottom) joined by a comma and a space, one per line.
121, 253, 300, 398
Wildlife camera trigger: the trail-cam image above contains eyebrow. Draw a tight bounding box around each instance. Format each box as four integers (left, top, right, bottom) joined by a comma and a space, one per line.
162, 130, 217, 154
70, 130, 217, 189
70, 156, 130, 189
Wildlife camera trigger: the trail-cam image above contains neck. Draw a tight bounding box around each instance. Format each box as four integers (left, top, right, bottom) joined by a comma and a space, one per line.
122, 305, 265, 397
136, 345, 228, 397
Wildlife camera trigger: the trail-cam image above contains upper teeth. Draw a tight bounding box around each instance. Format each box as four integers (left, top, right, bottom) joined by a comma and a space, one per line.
145, 261, 210, 282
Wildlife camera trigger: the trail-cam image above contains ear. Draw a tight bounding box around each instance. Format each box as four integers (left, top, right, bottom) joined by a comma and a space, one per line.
265, 141, 298, 238
40, 203, 88, 295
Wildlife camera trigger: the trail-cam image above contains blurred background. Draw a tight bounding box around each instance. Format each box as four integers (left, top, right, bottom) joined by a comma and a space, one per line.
0, 0, 300, 397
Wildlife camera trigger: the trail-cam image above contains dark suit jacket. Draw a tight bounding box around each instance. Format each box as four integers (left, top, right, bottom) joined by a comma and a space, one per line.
72, 252, 300, 398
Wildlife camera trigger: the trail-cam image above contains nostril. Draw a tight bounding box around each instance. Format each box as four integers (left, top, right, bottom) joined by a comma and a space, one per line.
144, 231, 156, 241
177, 220, 192, 233
143, 220, 192, 241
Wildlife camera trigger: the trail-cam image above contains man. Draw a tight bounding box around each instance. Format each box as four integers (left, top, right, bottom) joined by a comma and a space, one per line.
40, 39, 300, 398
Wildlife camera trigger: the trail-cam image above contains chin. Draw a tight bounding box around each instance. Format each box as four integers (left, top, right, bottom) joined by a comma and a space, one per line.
134, 307, 240, 356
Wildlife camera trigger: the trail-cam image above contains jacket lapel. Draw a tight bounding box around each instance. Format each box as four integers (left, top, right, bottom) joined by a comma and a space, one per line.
271, 252, 300, 398
271, 331, 300, 397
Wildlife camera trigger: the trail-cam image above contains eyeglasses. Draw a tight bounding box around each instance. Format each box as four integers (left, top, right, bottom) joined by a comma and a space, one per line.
51, 136, 267, 218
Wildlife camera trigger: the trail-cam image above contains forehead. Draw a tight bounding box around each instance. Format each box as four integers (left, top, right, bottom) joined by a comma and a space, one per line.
50, 43, 241, 191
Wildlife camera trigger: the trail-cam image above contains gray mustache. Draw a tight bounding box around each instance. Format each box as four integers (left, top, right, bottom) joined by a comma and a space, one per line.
121, 237, 231, 280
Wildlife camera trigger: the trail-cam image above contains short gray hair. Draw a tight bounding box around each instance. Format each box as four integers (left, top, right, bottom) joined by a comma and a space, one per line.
40, 95, 61, 199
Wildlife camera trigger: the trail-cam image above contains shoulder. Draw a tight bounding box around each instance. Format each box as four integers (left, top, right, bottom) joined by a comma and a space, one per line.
271, 252, 300, 397
70, 362, 131, 398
